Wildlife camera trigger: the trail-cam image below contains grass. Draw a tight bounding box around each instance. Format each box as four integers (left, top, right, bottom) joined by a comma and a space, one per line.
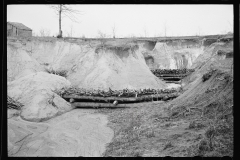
188, 120, 205, 130
163, 141, 174, 150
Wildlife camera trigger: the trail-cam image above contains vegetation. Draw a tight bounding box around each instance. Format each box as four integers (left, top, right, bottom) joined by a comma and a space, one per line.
8, 96, 23, 110
202, 69, 215, 82
49, 5, 81, 38
96, 68, 233, 157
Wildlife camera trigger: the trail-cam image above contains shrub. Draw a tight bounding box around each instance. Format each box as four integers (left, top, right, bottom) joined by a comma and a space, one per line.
198, 139, 210, 155
226, 51, 233, 58
202, 70, 215, 82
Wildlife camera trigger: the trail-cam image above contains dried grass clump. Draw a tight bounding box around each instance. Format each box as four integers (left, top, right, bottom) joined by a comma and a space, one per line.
8, 96, 23, 110
45, 68, 68, 78
202, 69, 215, 82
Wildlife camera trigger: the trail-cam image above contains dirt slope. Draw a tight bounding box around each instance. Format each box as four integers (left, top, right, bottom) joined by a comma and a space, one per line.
8, 72, 74, 122
7, 39, 44, 81
7, 37, 167, 90
142, 39, 204, 69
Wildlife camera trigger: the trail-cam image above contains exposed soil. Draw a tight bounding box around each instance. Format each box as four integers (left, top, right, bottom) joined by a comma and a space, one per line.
7, 35, 233, 157
8, 109, 114, 157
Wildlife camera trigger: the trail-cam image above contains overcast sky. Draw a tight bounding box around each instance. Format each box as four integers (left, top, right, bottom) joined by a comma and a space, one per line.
7, 4, 233, 38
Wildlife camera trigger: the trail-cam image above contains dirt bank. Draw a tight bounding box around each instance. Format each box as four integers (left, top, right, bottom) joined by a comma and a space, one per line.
8, 72, 73, 122
142, 40, 204, 69
7, 37, 166, 90
8, 109, 114, 157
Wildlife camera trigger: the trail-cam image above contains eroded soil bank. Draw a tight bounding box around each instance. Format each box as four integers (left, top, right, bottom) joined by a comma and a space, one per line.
8, 109, 114, 157
7, 35, 233, 157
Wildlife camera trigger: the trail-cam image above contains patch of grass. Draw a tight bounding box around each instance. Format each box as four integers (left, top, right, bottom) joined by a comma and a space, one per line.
188, 120, 205, 130
187, 106, 233, 157
197, 139, 211, 156
145, 129, 156, 138
163, 141, 174, 150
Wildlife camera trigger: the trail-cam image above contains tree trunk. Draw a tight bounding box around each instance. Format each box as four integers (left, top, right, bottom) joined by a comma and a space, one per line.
59, 4, 62, 37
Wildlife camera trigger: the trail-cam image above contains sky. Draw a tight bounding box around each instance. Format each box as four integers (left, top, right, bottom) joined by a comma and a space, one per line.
7, 4, 233, 38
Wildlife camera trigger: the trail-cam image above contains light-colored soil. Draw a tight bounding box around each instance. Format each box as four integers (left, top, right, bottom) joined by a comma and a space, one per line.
8, 109, 114, 157
8, 72, 72, 121
7, 37, 167, 90
7, 36, 233, 157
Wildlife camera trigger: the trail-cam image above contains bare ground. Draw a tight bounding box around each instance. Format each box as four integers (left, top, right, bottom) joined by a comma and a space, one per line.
8, 109, 114, 157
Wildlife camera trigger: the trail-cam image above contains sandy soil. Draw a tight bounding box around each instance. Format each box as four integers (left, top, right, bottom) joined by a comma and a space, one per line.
8, 109, 114, 157
7, 36, 233, 157
7, 37, 167, 90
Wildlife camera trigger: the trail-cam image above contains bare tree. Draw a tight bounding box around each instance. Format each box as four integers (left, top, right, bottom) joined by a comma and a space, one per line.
39, 29, 45, 37
49, 4, 81, 38
197, 27, 201, 36
227, 20, 233, 33
97, 30, 107, 46
39, 28, 51, 37
164, 21, 167, 37
143, 26, 148, 37
32, 31, 38, 37
112, 23, 116, 38
97, 30, 107, 38
66, 25, 74, 37
45, 29, 51, 36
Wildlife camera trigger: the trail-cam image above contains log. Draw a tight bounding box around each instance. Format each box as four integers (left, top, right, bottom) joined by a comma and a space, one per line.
156, 74, 189, 78
72, 102, 132, 108
63, 95, 139, 102
63, 93, 180, 103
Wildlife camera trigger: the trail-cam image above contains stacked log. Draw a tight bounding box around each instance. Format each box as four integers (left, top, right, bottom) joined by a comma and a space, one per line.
63, 92, 180, 103
61, 87, 180, 98
72, 102, 133, 108
151, 68, 195, 76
